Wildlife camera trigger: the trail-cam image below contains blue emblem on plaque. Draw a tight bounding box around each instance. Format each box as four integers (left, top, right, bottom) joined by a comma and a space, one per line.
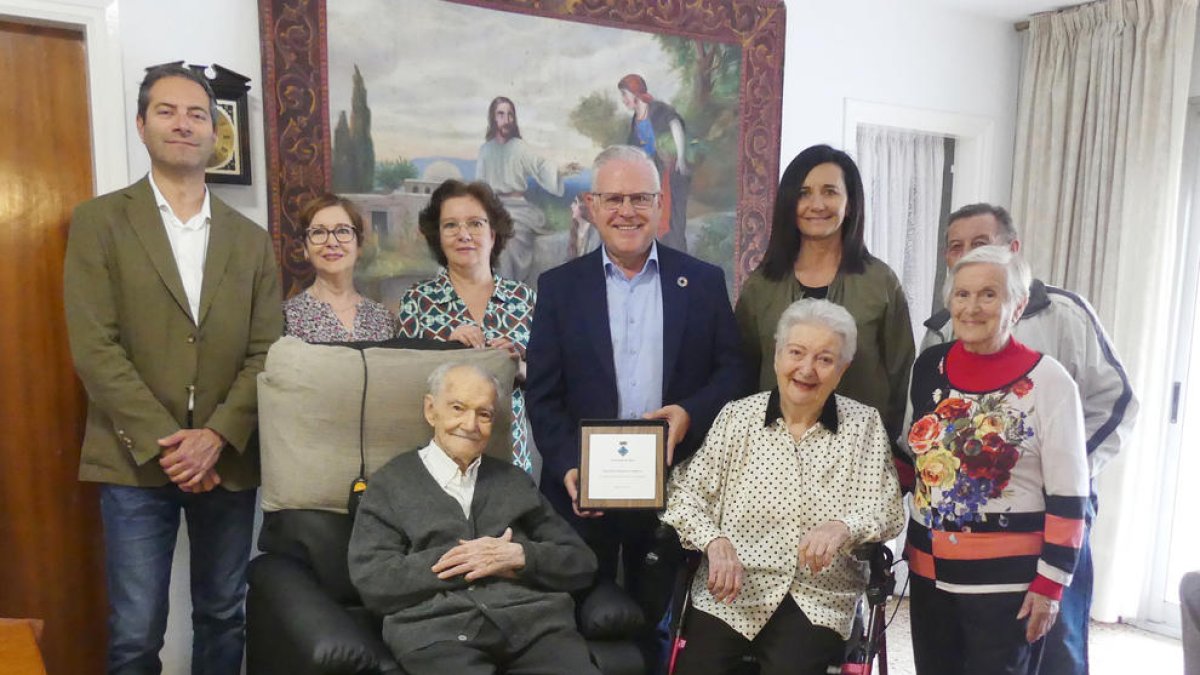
617, 440, 629, 457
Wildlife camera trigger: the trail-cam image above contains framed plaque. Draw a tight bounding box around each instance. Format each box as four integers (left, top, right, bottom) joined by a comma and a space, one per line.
579, 419, 668, 510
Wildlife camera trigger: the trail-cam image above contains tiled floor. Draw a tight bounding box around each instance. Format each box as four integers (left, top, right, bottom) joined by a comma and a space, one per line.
872, 594, 1184, 674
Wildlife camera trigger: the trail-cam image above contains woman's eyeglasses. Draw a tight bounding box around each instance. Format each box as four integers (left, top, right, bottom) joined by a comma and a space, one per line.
306, 226, 356, 245
440, 219, 489, 236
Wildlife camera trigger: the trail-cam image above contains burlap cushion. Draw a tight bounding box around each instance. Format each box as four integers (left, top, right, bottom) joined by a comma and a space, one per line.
258, 336, 516, 513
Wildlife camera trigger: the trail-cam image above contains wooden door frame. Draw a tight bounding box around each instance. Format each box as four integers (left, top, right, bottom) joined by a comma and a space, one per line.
0, 0, 127, 193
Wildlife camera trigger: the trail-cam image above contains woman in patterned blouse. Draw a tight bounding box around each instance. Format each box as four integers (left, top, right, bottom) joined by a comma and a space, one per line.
662, 299, 904, 675
398, 180, 536, 472
901, 245, 1088, 675
283, 194, 398, 342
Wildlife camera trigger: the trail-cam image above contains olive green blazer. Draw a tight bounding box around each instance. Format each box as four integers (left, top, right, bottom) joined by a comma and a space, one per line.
64, 178, 283, 490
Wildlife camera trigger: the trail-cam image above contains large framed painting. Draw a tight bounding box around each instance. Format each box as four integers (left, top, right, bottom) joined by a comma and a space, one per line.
260, 0, 785, 305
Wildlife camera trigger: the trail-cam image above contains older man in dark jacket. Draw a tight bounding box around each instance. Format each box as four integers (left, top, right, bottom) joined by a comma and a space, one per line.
348, 363, 600, 674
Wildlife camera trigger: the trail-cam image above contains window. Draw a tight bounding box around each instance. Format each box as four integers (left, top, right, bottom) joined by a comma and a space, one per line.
371, 210, 389, 237
856, 124, 954, 337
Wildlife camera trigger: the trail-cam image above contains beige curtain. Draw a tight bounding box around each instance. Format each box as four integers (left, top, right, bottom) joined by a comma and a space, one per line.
1010, 0, 1196, 621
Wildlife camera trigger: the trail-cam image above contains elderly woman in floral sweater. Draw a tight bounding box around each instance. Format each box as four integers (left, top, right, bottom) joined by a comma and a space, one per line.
900, 245, 1089, 675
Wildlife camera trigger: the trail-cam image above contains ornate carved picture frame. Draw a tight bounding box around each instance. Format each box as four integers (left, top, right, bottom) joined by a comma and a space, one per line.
259, 0, 785, 297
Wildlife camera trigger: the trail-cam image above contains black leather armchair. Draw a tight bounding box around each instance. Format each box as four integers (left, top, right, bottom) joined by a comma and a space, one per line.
246, 509, 647, 675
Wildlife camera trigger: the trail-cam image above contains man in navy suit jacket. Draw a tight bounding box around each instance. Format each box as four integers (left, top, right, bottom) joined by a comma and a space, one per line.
526, 145, 747, 660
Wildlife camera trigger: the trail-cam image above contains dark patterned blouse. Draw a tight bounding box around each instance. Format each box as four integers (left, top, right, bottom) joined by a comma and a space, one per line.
283, 290, 398, 343
397, 270, 536, 472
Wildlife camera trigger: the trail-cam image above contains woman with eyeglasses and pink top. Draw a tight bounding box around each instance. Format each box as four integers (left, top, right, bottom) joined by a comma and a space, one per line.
283, 193, 398, 343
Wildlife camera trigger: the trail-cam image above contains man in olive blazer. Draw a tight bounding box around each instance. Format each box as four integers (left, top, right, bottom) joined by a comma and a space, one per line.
63, 64, 282, 674
66, 179, 281, 489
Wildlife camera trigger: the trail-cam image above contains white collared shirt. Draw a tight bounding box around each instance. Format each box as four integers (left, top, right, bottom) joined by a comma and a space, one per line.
418, 441, 481, 518
148, 172, 211, 323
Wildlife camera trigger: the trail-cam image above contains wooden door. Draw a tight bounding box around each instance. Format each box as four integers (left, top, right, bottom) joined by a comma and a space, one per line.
0, 19, 106, 675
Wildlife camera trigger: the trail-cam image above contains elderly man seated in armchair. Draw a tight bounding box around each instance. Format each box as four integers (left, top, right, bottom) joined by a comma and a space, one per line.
348, 362, 602, 675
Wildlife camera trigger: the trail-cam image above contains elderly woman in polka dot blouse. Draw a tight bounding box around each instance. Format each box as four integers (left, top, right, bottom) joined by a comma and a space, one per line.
662, 298, 905, 675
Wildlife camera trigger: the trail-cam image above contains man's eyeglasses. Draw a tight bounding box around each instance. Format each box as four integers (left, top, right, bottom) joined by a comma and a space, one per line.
440, 219, 489, 236
590, 192, 660, 212
306, 226, 356, 245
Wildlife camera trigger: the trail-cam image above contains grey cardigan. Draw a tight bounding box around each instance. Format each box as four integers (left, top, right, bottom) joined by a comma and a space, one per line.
348, 450, 597, 656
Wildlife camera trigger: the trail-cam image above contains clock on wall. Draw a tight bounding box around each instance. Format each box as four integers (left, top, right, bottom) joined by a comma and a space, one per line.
209, 103, 239, 173
183, 62, 253, 185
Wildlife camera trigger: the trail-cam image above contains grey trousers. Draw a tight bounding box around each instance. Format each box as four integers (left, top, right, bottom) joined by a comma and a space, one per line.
397, 617, 600, 675
1183, 571, 1200, 675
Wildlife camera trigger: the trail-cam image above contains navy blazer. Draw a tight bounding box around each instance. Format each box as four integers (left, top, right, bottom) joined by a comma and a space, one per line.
526, 244, 749, 520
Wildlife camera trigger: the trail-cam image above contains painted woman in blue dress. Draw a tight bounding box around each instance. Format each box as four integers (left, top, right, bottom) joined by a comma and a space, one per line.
618, 73, 691, 252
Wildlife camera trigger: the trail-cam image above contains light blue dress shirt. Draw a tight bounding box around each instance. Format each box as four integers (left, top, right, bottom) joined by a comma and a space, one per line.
602, 242, 665, 419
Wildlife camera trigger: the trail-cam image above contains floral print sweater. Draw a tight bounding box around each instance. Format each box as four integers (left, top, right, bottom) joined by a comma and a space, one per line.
901, 339, 1089, 599
283, 290, 398, 343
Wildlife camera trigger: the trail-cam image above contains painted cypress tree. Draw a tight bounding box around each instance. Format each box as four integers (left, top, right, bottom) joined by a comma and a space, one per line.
332, 110, 355, 192
349, 64, 374, 192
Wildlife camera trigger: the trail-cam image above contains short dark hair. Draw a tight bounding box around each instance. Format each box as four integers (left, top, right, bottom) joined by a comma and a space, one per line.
485, 96, 521, 141
759, 144, 869, 280
947, 203, 1018, 243
299, 193, 365, 245
137, 63, 219, 128
417, 180, 514, 269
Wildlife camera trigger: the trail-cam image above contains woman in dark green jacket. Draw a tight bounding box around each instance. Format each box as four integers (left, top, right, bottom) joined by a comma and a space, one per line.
735, 144, 915, 444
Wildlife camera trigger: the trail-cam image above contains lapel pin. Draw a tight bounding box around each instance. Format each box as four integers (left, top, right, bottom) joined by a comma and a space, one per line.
677, 276, 688, 288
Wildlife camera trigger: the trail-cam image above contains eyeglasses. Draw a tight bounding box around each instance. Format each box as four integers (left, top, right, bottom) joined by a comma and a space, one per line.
306, 226, 356, 245
440, 218, 489, 237
590, 192, 660, 212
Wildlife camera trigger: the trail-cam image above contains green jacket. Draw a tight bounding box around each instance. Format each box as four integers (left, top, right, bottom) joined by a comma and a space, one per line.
733, 257, 915, 444
64, 178, 283, 489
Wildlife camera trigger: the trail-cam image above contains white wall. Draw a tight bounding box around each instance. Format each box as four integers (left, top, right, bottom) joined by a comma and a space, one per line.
119, 0, 268, 226
780, 0, 1023, 204
112, 0, 1026, 229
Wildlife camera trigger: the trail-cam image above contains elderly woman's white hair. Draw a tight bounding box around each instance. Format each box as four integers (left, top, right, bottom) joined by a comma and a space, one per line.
946, 245, 1032, 311
773, 298, 858, 365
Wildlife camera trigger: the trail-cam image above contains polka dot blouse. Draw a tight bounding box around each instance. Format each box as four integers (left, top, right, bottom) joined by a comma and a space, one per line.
662, 390, 905, 640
